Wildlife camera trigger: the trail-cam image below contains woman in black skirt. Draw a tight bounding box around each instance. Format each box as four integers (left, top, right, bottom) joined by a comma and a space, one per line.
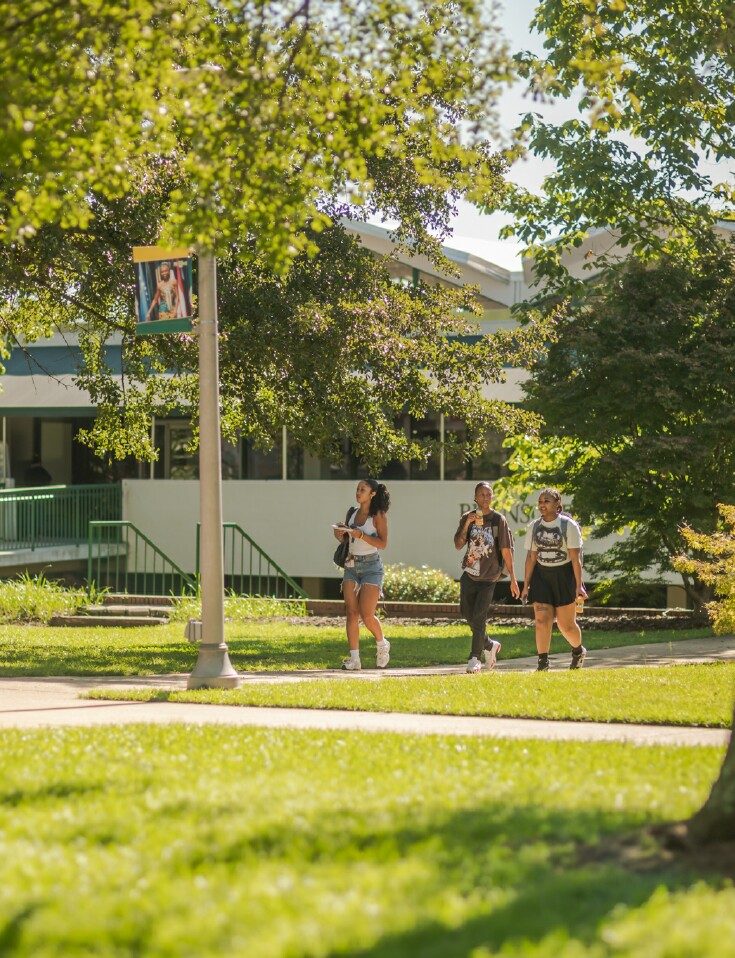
521, 488, 587, 671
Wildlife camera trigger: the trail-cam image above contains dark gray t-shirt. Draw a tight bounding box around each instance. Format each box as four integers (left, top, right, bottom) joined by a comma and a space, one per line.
455, 510, 513, 582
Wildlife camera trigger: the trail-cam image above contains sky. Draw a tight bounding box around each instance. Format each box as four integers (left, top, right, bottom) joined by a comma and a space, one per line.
397, 0, 734, 271
444, 0, 573, 269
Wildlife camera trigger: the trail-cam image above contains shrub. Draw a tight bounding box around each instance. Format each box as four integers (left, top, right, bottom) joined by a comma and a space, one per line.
674, 504, 735, 634
0, 572, 87, 624
586, 577, 667, 608
382, 564, 460, 603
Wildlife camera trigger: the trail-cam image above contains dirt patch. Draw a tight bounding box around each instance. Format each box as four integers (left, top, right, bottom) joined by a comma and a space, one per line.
576, 823, 735, 878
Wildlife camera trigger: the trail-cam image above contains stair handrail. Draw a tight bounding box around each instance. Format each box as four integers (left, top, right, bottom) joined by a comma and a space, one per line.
87, 520, 196, 595
196, 521, 307, 598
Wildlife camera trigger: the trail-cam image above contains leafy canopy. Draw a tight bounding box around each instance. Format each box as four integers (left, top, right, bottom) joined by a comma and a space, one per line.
501, 0, 735, 287
0, 1, 545, 467
497, 243, 735, 597
2, 0, 511, 268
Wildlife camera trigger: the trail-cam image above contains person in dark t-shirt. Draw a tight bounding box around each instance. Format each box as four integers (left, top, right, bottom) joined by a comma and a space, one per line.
453, 481, 520, 673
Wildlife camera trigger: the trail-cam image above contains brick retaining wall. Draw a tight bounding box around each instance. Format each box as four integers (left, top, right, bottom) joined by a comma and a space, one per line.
299, 599, 705, 629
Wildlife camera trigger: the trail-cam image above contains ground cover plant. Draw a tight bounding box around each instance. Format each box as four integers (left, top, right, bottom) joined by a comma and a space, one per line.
0, 724, 730, 957
169, 594, 307, 622
0, 622, 714, 676
88, 663, 735, 729
0, 573, 89, 624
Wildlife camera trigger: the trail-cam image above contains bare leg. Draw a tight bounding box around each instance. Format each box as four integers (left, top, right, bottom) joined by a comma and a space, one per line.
343, 580, 361, 651
358, 584, 384, 644
533, 603, 555, 654
555, 602, 583, 649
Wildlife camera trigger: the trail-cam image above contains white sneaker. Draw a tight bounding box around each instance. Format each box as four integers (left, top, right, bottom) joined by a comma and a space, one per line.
342, 657, 362, 671
376, 640, 391, 669
484, 639, 502, 670
466, 657, 482, 673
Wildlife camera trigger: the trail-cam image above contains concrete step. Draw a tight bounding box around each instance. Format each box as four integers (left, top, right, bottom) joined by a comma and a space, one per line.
83, 604, 169, 618
102, 594, 177, 608
49, 615, 169, 628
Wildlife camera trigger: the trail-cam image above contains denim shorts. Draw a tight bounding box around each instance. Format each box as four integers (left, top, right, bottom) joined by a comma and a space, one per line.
342, 553, 384, 593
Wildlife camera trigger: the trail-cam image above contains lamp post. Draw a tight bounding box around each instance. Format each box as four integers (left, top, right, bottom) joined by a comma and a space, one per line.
187, 251, 240, 689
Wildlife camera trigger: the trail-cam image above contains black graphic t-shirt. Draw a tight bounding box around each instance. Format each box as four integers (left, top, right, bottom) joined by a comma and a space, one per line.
526, 516, 582, 567
455, 510, 512, 582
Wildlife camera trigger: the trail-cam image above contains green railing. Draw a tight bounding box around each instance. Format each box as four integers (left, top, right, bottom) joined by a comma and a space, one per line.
87, 521, 196, 596
0, 484, 121, 551
196, 522, 307, 599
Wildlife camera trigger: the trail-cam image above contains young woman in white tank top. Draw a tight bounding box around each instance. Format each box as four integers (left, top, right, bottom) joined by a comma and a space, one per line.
332, 478, 390, 670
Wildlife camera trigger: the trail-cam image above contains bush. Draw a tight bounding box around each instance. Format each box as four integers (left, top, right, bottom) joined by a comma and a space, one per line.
674, 504, 735, 634
0, 572, 87, 624
382, 564, 460, 603
586, 577, 667, 608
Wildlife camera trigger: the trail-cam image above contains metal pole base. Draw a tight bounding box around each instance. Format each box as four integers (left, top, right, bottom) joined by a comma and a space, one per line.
187, 643, 241, 689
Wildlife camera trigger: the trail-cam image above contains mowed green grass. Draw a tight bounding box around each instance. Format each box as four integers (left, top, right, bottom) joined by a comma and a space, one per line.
88, 662, 735, 728
0, 620, 715, 676
0, 724, 731, 957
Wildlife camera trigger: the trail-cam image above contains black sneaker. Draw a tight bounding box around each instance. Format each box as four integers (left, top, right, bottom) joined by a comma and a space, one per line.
537, 655, 550, 672
570, 646, 587, 670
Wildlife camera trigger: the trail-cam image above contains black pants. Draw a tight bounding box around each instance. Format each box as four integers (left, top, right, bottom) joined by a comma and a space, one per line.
459, 573, 497, 659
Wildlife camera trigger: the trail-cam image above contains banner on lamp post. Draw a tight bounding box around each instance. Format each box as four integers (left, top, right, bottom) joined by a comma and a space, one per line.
133, 246, 194, 335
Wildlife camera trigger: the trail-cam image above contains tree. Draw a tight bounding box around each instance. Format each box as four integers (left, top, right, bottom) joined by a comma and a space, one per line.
674, 506, 735, 843
501, 0, 735, 847
2, 0, 511, 266
1, 1, 543, 468
503, 0, 735, 286
497, 244, 735, 604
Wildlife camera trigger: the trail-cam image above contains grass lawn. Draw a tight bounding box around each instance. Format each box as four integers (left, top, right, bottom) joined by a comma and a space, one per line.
87, 662, 735, 728
0, 621, 715, 676
0, 725, 731, 957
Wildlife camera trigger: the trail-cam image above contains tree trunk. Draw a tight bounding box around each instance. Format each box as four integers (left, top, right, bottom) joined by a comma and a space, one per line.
680, 572, 713, 610
687, 701, 735, 843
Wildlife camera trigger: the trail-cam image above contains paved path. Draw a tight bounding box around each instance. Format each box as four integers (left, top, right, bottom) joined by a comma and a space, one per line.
0, 675, 728, 745
0, 634, 732, 747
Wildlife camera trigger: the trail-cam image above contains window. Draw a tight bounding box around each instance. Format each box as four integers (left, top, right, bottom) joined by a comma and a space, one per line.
152, 419, 241, 479
241, 439, 281, 480
408, 413, 440, 479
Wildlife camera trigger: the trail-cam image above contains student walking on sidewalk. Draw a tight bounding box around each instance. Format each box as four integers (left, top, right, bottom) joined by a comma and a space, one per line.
454, 481, 520, 673
333, 479, 391, 671
521, 487, 588, 671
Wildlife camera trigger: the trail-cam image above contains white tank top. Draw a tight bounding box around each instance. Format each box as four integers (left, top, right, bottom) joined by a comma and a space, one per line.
348, 511, 379, 555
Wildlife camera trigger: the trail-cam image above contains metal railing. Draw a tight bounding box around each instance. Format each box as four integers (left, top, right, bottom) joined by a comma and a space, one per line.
87, 521, 196, 596
0, 484, 121, 551
196, 522, 307, 599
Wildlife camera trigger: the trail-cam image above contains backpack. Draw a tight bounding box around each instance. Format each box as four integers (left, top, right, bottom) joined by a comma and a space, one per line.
332, 506, 357, 569
531, 512, 582, 563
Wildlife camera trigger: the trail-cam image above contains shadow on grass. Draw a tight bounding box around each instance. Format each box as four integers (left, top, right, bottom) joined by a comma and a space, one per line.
165, 799, 722, 957
0, 626, 714, 677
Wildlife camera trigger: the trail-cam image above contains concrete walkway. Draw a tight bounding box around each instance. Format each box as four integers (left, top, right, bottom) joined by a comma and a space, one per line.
0, 635, 731, 746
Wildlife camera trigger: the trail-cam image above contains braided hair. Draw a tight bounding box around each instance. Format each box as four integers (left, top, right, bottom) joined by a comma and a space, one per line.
538, 487, 563, 514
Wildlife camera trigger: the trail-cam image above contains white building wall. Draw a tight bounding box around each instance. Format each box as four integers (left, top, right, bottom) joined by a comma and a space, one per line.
122, 479, 620, 581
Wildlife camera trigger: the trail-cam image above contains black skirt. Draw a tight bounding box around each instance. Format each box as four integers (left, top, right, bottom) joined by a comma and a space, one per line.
529, 561, 577, 608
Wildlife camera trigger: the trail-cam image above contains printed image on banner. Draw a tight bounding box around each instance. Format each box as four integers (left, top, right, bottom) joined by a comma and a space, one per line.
133, 246, 194, 335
